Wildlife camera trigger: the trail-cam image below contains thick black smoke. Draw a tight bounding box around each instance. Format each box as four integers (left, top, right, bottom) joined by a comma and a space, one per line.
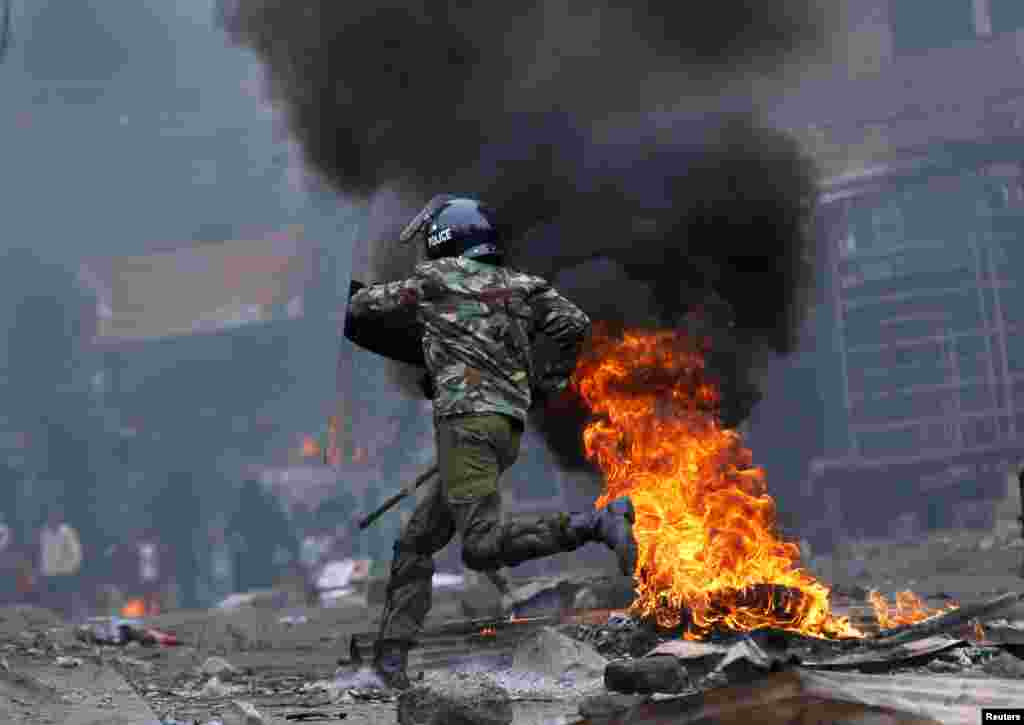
224, 1, 833, 467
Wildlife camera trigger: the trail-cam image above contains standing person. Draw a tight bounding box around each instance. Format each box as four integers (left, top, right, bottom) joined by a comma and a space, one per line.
345, 196, 637, 689
196, 516, 235, 608
133, 527, 171, 615
38, 506, 83, 619
230, 479, 297, 593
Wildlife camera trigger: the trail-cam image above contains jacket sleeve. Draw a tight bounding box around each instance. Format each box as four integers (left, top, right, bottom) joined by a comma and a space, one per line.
344, 273, 431, 367
529, 285, 591, 394
348, 274, 429, 320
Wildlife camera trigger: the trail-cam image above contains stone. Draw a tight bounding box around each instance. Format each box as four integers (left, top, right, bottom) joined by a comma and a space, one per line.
397, 679, 512, 725
578, 692, 646, 719
201, 656, 238, 680
55, 656, 82, 669
604, 656, 690, 694
980, 536, 996, 552
512, 627, 608, 681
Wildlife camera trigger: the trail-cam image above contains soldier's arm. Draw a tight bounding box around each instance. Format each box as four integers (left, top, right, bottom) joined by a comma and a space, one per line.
344, 273, 432, 367
348, 274, 429, 320
530, 286, 591, 394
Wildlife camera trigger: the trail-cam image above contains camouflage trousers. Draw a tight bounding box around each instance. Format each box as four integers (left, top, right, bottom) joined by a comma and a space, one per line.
378, 413, 575, 643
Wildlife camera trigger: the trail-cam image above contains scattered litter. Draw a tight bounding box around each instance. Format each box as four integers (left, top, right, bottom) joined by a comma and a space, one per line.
55, 656, 83, 668
75, 617, 180, 647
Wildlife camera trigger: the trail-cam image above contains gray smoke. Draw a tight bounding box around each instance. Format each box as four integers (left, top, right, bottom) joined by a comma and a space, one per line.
223, 0, 838, 466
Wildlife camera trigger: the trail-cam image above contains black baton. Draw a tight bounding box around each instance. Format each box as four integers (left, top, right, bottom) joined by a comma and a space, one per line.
358, 463, 439, 530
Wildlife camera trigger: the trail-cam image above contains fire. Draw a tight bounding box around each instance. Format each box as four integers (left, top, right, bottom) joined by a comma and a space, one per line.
121, 598, 148, 618
867, 590, 958, 630
301, 436, 321, 458
479, 627, 497, 637
572, 327, 864, 640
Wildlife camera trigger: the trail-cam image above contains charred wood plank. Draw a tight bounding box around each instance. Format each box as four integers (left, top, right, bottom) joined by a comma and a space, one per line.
869, 592, 1022, 647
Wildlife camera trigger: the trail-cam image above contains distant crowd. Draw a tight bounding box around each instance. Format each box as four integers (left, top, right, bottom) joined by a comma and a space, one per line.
0, 480, 379, 621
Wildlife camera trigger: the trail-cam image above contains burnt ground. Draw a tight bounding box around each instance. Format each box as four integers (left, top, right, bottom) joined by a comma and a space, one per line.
0, 525, 1023, 724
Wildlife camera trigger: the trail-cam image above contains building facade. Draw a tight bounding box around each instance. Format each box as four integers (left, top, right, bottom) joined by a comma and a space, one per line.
778, 2, 1024, 540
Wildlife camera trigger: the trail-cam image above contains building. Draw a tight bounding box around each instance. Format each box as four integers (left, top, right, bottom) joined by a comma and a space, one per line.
772, 2, 1024, 540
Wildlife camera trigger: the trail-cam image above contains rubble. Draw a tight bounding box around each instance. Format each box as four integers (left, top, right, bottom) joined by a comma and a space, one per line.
397, 679, 512, 725
511, 626, 607, 681
55, 656, 83, 669
201, 656, 240, 681
558, 612, 659, 658
981, 650, 1024, 678
200, 676, 233, 698
501, 572, 634, 617
226, 699, 265, 725
578, 692, 646, 719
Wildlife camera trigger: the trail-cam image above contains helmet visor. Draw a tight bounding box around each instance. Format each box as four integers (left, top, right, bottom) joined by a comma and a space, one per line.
399, 194, 457, 244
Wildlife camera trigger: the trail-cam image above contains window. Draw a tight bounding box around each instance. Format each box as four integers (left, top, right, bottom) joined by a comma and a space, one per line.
990, 0, 1024, 33
890, 0, 976, 56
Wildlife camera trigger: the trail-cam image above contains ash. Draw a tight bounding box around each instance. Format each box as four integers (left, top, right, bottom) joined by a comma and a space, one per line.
420, 658, 606, 701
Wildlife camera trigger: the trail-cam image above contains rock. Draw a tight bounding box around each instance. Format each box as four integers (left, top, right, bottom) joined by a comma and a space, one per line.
979, 536, 996, 551
397, 679, 512, 725
578, 692, 646, 718
605, 656, 689, 694
983, 651, 1024, 678
226, 699, 264, 725
202, 656, 238, 680
201, 676, 232, 698
55, 656, 82, 668
512, 626, 607, 680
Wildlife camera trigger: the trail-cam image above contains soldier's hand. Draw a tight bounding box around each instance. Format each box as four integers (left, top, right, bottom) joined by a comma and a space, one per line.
349, 280, 367, 300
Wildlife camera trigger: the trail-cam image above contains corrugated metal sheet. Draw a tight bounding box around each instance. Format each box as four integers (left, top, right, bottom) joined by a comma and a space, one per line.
799, 669, 1024, 725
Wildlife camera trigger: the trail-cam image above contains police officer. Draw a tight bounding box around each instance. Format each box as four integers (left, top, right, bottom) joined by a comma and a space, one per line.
346, 196, 637, 689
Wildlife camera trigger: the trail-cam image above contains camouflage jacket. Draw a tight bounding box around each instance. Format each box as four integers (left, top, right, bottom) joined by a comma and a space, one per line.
348, 257, 591, 422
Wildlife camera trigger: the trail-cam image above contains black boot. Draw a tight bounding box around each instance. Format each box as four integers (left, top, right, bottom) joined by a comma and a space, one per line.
565, 497, 638, 576
372, 638, 412, 691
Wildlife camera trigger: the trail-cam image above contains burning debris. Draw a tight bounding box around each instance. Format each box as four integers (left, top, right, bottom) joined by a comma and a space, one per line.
571, 326, 956, 641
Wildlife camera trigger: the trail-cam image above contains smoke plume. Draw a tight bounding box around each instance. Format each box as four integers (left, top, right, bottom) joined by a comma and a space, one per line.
224, 1, 837, 467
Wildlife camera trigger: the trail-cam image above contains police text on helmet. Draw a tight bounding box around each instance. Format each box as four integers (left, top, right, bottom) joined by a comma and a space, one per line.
427, 228, 452, 247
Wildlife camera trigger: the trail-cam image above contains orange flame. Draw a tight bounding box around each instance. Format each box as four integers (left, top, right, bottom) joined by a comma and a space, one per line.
301, 436, 321, 458
479, 627, 497, 637
973, 619, 985, 641
121, 598, 147, 618
572, 327, 863, 640
867, 590, 956, 629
